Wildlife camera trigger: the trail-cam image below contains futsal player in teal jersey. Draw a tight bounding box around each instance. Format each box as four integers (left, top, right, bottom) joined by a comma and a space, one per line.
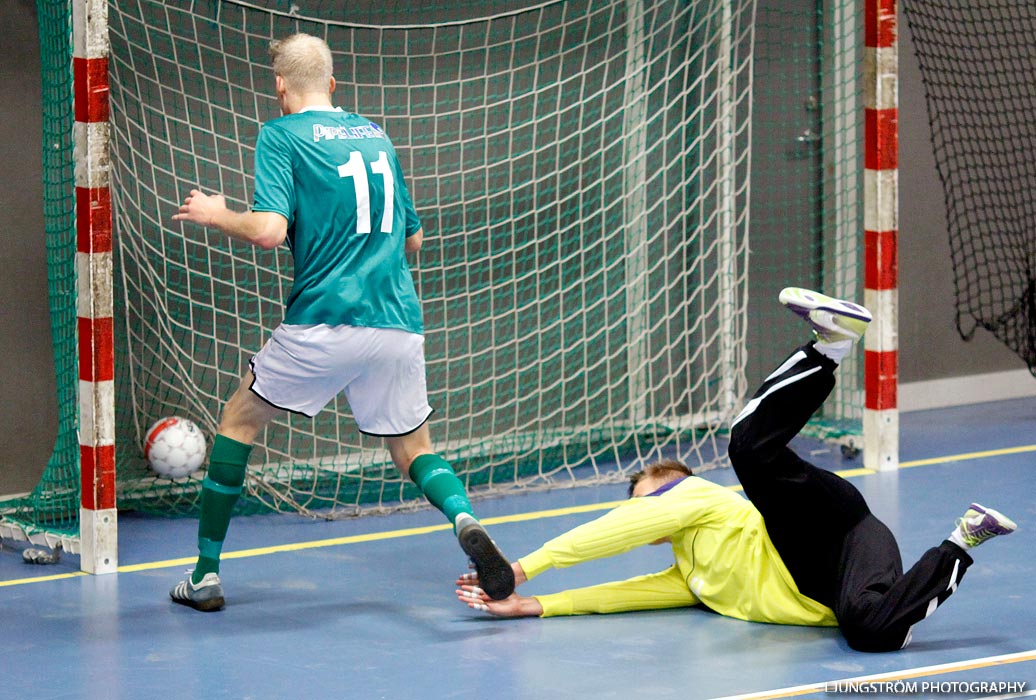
169, 33, 514, 611
458, 289, 1017, 652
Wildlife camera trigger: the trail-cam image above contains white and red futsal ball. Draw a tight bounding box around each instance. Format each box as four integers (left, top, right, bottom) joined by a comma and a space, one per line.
144, 417, 207, 479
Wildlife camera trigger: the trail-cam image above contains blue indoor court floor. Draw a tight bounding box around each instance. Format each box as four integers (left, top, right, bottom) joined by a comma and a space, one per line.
1, 398, 1034, 700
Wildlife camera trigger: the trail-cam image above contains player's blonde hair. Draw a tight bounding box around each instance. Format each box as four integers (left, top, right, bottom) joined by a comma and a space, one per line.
269, 33, 333, 94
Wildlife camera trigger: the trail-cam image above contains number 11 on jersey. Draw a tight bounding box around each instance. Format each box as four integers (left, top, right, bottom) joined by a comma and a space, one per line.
337, 150, 395, 234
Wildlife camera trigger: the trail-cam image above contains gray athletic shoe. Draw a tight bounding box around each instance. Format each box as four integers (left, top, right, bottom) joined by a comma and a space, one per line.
170, 572, 225, 611
455, 514, 515, 601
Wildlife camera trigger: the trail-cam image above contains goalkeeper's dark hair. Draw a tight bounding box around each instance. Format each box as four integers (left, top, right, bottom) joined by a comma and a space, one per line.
627, 459, 693, 498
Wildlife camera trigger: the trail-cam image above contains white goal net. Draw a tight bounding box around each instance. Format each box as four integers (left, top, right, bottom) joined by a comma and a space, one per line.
105, 0, 755, 517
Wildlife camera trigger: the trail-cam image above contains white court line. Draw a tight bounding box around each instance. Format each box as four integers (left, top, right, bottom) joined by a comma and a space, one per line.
708, 649, 1036, 700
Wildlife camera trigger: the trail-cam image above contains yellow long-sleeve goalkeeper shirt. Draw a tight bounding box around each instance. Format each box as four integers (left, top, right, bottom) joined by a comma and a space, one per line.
518, 476, 838, 626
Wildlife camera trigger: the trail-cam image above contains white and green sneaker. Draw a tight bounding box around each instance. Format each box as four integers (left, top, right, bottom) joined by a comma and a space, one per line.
170, 572, 225, 612
779, 287, 872, 343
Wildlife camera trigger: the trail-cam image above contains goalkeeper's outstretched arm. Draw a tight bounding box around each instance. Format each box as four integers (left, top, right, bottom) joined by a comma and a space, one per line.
456, 565, 696, 618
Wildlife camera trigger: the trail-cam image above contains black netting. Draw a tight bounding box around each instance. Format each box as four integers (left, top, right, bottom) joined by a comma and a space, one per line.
903, 0, 1036, 374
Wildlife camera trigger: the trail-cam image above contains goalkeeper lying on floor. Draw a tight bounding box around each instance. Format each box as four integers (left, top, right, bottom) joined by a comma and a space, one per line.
456, 287, 1017, 652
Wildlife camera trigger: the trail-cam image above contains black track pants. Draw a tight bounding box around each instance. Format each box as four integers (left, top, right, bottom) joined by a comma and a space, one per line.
728, 343, 973, 652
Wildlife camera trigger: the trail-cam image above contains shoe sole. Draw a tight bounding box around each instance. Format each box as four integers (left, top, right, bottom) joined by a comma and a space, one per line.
458, 524, 515, 601
171, 594, 225, 612
779, 288, 872, 322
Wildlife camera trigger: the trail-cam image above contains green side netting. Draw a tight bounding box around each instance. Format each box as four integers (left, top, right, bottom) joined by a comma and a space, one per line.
7, 0, 863, 545
0, 0, 80, 546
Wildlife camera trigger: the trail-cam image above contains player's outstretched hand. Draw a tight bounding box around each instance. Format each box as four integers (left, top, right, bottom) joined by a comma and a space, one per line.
456, 561, 537, 616
455, 581, 543, 618
173, 189, 227, 227
457, 561, 528, 589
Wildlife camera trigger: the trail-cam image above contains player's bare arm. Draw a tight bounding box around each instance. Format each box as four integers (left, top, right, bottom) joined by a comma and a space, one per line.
405, 226, 424, 254
173, 189, 287, 250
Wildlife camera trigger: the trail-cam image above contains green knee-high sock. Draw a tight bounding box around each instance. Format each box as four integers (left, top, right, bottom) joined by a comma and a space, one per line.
192, 434, 251, 584
408, 454, 474, 529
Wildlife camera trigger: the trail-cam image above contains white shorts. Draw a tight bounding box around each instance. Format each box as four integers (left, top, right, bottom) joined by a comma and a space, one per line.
249, 324, 433, 436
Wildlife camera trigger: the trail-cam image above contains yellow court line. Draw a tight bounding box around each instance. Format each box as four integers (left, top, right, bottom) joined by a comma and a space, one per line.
0, 571, 88, 588
900, 443, 1036, 468
118, 522, 456, 573
118, 504, 634, 574
708, 649, 1036, 700
3, 443, 1034, 584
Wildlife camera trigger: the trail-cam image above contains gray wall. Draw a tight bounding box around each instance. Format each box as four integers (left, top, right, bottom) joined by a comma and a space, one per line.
1, 0, 58, 496
1, 2, 1028, 495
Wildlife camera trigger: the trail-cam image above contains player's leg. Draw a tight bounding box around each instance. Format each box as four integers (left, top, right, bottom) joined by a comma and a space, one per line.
837, 504, 1016, 652
387, 424, 472, 525
729, 342, 839, 464
729, 343, 872, 604
730, 287, 872, 459
387, 426, 515, 600
170, 368, 282, 611
350, 328, 515, 600
172, 324, 337, 610
343, 328, 460, 523
727, 288, 874, 605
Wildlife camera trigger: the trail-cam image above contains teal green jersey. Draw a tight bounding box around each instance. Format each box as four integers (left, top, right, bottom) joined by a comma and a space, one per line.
252, 107, 423, 333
